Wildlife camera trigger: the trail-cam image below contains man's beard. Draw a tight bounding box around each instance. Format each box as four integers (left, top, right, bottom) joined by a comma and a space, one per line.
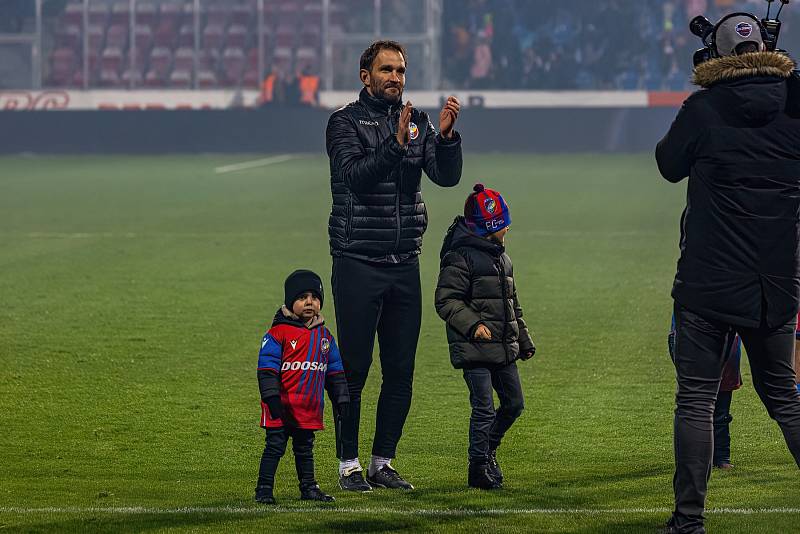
371, 80, 403, 105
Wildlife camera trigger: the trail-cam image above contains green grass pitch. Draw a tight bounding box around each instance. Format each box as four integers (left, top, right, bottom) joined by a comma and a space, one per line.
1, 153, 798, 533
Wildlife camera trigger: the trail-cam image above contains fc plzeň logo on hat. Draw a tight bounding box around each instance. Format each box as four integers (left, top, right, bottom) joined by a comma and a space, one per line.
321, 338, 330, 355
484, 197, 497, 215
735, 22, 753, 38
409, 122, 419, 140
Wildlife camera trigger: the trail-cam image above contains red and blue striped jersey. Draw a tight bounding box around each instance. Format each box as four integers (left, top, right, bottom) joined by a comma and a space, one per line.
257, 319, 345, 430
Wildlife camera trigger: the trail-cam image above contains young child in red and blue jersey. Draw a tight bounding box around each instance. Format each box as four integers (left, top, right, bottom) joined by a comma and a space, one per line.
255, 269, 349, 504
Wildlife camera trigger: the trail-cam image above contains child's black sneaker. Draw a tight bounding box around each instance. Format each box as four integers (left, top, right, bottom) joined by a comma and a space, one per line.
339, 466, 372, 492
254, 486, 276, 505
366, 464, 414, 490
488, 449, 504, 484
468, 462, 502, 490
300, 483, 335, 502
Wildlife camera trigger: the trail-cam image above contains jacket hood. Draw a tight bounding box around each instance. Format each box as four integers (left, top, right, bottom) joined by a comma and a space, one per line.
272, 306, 325, 329
693, 52, 794, 125
440, 216, 503, 260
693, 51, 794, 88
359, 87, 404, 115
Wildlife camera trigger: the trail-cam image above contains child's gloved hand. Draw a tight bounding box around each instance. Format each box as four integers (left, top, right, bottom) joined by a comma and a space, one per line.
520, 348, 535, 360
264, 396, 284, 420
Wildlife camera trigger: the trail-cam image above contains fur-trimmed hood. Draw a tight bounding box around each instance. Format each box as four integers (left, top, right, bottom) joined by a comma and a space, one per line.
693, 51, 795, 88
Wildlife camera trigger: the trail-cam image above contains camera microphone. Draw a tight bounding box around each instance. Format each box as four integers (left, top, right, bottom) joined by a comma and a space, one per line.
690, 16, 714, 44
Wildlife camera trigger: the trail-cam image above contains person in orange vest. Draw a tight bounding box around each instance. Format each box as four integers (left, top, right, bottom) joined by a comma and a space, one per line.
298, 67, 320, 107
259, 72, 276, 107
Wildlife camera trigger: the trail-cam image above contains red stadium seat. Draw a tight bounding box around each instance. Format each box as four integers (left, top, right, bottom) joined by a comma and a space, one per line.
197, 48, 218, 69
243, 68, 261, 88
231, 3, 252, 27
173, 47, 194, 71
101, 47, 124, 72
274, 23, 295, 47
87, 25, 105, 50
121, 68, 144, 87
99, 68, 122, 87
56, 24, 81, 49
295, 46, 318, 72
133, 25, 153, 56
135, 1, 158, 28
178, 24, 195, 47
300, 24, 320, 48
221, 47, 245, 86
153, 21, 176, 48
88, 3, 109, 26
49, 47, 76, 86
169, 69, 192, 88
272, 46, 292, 71
106, 24, 129, 50
226, 24, 248, 49
205, 4, 231, 27
144, 68, 166, 87
158, 2, 184, 30
110, 1, 131, 26
149, 46, 173, 77
197, 69, 218, 88
203, 23, 225, 51
60, 2, 83, 27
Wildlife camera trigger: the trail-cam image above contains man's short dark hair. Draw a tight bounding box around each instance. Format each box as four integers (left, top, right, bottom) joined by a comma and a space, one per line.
359, 40, 407, 72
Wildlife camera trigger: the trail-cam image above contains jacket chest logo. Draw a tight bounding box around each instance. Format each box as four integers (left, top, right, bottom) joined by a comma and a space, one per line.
321, 338, 330, 354
409, 122, 419, 140
359, 119, 379, 126
290, 340, 297, 349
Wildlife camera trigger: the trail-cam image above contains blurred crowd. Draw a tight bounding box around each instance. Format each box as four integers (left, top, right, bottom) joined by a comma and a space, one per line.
442, 0, 800, 91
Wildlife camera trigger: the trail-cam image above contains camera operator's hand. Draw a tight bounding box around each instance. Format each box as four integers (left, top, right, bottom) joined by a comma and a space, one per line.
439, 96, 460, 139
396, 101, 413, 146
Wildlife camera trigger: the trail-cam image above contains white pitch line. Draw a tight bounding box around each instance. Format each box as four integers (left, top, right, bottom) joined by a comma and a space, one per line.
214, 154, 299, 174
2, 506, 799, 516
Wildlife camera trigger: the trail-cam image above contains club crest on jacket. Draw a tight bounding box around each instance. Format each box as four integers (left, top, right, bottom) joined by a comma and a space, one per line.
409, 122, 419, 140
321, 337, 330, 354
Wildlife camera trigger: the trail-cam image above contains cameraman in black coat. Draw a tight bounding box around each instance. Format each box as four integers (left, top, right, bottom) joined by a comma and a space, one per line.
656, 13, 800, 534
325, 40, 462, 491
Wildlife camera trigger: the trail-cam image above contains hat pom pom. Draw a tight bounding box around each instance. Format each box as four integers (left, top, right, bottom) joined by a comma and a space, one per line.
473, 183, 485, 193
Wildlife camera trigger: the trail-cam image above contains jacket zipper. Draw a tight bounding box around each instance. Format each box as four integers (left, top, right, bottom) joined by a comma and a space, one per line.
497, 256, 511, 364
388, 105, 401, 253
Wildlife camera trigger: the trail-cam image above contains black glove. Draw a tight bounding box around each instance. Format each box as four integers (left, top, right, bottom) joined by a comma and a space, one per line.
264, 396, 283, 420
335, 401, 350, 420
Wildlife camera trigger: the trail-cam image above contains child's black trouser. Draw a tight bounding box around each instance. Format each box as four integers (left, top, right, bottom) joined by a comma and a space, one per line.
256, 427, 316, 491
462, 361, 524, 464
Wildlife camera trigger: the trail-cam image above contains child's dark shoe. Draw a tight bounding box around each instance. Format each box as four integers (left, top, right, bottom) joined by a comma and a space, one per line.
713, 462, 734, 469
254, 486, 276, 505
468, 462, 502, 490
488, 449, 504, 484
300, 483, 335, 502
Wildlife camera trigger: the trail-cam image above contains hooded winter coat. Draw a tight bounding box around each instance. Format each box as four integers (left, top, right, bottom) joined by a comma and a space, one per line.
656, 51, 800, 328
326, 88, 463, 261
434, 216, 535, 368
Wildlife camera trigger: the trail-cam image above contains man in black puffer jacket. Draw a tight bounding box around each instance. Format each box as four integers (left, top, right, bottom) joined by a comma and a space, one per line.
656, 12, 800, 534
435, 184, 535, 490
326, 40, 462, 491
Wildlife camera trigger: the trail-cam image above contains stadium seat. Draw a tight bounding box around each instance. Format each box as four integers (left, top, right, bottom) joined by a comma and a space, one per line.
243, 68, 261, 88
205, 4, 230, 27
101, 47, 124, 72
55, 24, 81, 49
158, 1, 184, 30
197, 69, 218, 88
154, 21, 177, 48
110, 1, 131, 26
169, 69, 192, 88
274, 24, 295, 47
121, 68, 144, 87
295, 46, 318, 72
173, 47, 194, 71
226, 24, 248, 49
272, 46, 292, 71
98, 68, 122, 87
203, 24, 225, 51
135, 1, 158, 28
198, 48, 218, 70
144, 68, 166, 87
299, 24, 320, 48
231, 3, 252, 27
221, 47, 245, 86
105, 24, 129, 50
133, 25, 154, 56
49, 47, 76, 86
60, 2, 83, 27
87, 25, 105, 51
71, 68, 85, 88
178, 24, 195, 47
149, 46, 173, 77
88, 3, 109, 26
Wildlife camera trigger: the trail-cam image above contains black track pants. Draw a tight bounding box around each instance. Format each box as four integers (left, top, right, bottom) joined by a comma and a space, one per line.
331, 255, 421, 460
671, 302, 800, 533
256, 427, 316, 491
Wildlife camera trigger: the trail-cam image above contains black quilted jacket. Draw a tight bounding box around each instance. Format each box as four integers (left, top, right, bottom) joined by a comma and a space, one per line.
326, 88, 463, 260
435, 217, 535, 368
